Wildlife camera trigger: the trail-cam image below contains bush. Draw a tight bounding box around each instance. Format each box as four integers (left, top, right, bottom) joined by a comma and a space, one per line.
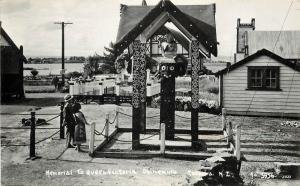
30, 69, 39, 79
60, 85, 69, 93
207, 86, 219, 94
199, 99, 220, 114
149, 95, 220, 114
66, 71, 82, 79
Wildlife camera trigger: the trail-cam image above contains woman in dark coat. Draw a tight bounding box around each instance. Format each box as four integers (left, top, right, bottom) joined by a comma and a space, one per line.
63, 94, 76, 148
73, 103, 89, 152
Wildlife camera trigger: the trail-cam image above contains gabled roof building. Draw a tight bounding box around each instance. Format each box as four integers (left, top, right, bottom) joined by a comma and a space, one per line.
217, 18, 300, 118
1, 22, 26, 100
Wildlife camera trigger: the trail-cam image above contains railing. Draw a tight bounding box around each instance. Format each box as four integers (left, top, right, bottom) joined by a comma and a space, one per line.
88, 107, 160, 156
88, 111, 120, 156
222, 108, 241, 161
88, 108, 225, 156
0, 104, 64, 160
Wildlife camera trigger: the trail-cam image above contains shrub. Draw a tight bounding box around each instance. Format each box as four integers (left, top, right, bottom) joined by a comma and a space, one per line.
199, 99, 220, 114
30, 69, 39, 79
66, 71, 82, 79
207, 86, 219, 94
149, 95, 220, 114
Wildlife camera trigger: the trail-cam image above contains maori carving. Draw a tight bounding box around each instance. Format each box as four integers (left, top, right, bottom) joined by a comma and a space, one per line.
139, 43, 147, 103
132, 40, 146, 108
191, 40, 201, 109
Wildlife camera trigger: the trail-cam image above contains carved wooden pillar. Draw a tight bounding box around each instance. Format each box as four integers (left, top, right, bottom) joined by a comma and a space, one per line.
190, 40, 202, 150
132, 40, 146, 149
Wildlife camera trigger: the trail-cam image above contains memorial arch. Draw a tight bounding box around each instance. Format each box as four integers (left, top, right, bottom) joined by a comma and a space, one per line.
114, 0, 218, 150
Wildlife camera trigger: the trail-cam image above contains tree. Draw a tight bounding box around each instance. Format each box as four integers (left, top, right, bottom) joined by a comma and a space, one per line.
102, 42, 117, 74
30, 69, 39, 79
65, 71, 82, 79
83, 53, 103, 78
122, 55, 158, 74
115, 52, 131, 74
101, 41, 158, 75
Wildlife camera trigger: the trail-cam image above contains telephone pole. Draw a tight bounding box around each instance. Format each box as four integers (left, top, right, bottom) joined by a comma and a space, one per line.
54, 22, 73, 86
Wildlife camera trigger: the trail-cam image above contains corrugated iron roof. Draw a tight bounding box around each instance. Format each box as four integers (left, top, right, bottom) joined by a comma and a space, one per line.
216, 49, 300, 76
247, 31, 300, 59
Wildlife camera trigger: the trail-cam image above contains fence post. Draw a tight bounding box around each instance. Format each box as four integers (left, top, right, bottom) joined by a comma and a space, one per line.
227, 121, 233, 147
160, 122, 166, 154
30, 111, 36, 158
116, 107, 119, 129
60, 102, 65, 139
89, 122, 96, 156
115, 81, 120, 96
105, 114, 109, 141
222, 108, 227, 131
235, 124, 241, 161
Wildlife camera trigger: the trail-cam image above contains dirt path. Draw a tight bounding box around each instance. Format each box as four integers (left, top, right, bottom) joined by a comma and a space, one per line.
1, 93, 300, 185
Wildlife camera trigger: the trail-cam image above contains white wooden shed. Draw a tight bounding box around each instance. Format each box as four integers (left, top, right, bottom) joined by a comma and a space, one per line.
216, 49, 300, 118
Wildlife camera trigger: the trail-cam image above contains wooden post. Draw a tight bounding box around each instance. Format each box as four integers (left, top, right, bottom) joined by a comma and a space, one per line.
89, 122, 96, 156
115, 82, 120, 105
160, 122, 166, 154
190, 40, 202, 150
60, 102, 65, 139
30, 111, 36, 158
105, 114, 109, 141
132, 40, 146, 150
222, 108, 227, 132
219, 74, 223, 108
160, 75, 175, 140
53, 22, 73, 85
99, 82, 103, 96
227, 121, 233, 147
61, 22, 65, 86
116, 107, 119, 128
140, 47, 147, 134
235, 124, 241, 161
146, 69, 151, 83
115, 82, 120, 96
140, 101, 147, 134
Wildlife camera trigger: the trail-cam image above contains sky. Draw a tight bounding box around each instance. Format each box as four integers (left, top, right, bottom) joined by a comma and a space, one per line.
0, 0, 300, 58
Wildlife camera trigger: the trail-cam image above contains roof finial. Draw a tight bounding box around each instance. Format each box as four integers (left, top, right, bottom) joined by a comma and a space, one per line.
142, 0, 147, 6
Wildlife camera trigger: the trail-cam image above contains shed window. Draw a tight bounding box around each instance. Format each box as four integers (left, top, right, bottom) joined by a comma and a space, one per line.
247, 66, 280, 90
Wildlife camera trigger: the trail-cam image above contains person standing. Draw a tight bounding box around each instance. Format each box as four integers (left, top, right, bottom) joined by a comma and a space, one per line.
63, 94, 76, 148
51, 76, 59, 91
73, 102, 88, 152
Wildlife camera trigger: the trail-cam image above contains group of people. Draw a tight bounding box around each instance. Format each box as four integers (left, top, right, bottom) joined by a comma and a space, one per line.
63, 94, 89, 152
